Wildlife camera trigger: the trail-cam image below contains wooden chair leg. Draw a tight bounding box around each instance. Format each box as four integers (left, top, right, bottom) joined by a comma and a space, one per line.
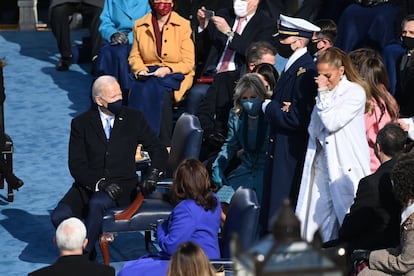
99, 233, 115, 265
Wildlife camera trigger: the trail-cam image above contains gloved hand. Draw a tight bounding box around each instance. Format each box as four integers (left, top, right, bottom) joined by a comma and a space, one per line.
139, 168, 162, 196
110, 31, 128, 45
351, 249, 370, 263
98, 180, 122, 201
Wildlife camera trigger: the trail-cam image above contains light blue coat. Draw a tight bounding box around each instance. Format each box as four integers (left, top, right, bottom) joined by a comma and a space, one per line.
99, 0, 151, 43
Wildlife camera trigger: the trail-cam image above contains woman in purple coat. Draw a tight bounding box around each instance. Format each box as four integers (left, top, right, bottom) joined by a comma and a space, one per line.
119, 158, 221, 276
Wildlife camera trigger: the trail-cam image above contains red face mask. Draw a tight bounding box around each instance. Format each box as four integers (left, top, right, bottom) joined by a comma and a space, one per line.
153, 2, 172, 16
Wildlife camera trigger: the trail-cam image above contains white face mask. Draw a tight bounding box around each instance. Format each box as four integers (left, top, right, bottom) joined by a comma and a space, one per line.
233, 0, 248, 17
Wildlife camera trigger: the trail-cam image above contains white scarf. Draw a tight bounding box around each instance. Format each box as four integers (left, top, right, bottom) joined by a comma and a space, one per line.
401, 201, 414, 225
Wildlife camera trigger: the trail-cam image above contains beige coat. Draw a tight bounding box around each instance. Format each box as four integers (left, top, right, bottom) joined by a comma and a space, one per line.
359, 213, 414, 275
128, 12, 195, 102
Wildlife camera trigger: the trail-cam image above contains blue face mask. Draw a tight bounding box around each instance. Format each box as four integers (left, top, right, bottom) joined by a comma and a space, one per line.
241, 97, 262, 116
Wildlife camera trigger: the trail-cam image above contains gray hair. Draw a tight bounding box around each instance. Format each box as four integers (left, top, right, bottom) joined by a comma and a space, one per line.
91, 75, 118, 103
233, 73, 267, 116
55, 217, 86, 251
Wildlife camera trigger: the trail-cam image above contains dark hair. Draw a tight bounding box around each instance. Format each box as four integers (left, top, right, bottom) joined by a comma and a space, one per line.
401, 14, 414, 31
392, 153, 414, 206
167, 242, 216, 276
246, 41, 277, 65
252, 63, 279, 91
376, 123, 407, 157
171, 159, 217, 211
315, 19, 337, 44
349, 48, 399, 119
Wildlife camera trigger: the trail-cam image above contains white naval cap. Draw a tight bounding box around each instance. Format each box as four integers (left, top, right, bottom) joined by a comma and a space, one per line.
274, 14, 321, 39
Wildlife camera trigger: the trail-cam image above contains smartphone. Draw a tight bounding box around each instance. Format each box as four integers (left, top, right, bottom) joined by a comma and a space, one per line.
204, 9, 215, 19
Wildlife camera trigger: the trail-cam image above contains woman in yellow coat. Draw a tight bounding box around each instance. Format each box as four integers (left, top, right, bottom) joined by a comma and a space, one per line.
128, 0, 195, 147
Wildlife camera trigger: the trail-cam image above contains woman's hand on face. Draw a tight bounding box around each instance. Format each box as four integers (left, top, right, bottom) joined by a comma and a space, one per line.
398, 119, 410, 132
314, 74, 329, 89
153, 66, 171, 78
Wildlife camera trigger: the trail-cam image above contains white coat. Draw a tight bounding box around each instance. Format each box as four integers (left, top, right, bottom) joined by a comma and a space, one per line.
295, 76, 371, 242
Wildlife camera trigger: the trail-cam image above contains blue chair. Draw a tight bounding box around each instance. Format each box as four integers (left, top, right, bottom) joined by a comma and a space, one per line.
99, 113, 203, 265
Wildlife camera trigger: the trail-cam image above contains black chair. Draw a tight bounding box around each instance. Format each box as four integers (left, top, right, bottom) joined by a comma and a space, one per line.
99, 113, 204, 265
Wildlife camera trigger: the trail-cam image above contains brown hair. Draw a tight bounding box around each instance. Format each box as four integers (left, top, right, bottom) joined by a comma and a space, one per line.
317, 47, 370, 110
349, 48, 399, 120
167, 242, 216, 276
171, 159, 217, 211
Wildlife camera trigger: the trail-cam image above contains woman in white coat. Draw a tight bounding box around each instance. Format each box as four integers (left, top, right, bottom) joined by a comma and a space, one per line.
295, 47, 371, 243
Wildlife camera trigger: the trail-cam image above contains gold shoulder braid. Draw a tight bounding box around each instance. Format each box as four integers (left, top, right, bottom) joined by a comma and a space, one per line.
297, 67, 306, 76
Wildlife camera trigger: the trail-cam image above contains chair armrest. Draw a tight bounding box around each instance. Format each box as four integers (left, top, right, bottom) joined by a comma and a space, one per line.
114, 192, 144, 221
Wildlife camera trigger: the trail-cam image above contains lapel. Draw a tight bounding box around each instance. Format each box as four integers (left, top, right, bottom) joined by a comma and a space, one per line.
90, 109, 107, 145
111, 109, 127, 140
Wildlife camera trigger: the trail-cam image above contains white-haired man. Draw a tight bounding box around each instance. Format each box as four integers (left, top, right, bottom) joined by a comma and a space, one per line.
28, 217, 114, 275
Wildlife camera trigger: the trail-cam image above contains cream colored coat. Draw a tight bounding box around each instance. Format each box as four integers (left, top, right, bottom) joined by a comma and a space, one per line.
295, 76, 371, 242
128, 12, 195, 102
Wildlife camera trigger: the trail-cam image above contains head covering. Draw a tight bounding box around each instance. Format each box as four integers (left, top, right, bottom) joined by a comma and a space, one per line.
274, 14, 321, 39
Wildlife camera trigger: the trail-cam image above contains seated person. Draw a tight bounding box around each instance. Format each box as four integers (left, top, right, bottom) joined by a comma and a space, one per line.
49, 0, 104, 71
29, 218, 115, 276
212, 72, 277, 206
94, 0, 151, 100
128, 0, 195, 148
118, 158, 221, 276
167, 241, 218, 276
51, 75, 168, 260
351, 153, 414, 275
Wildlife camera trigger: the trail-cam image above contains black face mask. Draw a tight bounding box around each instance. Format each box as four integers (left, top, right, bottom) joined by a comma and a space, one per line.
308, 41, 319, 57
402, 36, 414, 50
276, 40, 294, 58
107, 99, 123, 115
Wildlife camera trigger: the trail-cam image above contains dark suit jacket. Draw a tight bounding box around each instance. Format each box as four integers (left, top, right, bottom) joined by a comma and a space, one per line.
261, 52, 317, 231
195, 8, 277, 74
339, 159, 401, 252
28, 255, 114, 276
50, 0, 104, 9
68, 106, 168, 205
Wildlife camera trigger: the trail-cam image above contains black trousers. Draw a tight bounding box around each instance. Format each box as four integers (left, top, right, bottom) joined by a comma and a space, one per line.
50, 3, 103, 59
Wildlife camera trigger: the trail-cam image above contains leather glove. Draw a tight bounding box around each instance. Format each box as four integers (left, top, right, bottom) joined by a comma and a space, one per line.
110, 31, 128, 45
98, 180, 122, 201
351, 249, 370, 263
139, 168, 162, 196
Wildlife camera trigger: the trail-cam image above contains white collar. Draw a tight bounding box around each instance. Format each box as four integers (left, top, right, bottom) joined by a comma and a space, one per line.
401, 201, 414, 225
285, 47, 307, 71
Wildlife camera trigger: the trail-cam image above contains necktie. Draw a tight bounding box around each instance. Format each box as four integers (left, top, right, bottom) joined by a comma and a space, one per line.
105, 117, 112, 139
217, 17, 246, 73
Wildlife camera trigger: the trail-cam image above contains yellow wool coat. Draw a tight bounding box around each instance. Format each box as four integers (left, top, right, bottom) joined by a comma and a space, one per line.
129, 12, 195, 102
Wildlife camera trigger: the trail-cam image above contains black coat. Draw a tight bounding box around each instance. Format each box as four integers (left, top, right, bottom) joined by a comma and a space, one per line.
68, 106, 168, 205
28, 255, 114, 276
339, 159, 401, 252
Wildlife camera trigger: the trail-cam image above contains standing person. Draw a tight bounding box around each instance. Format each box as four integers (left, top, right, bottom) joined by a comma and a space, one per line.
195, 0, 277, 155
94, 0, 151, 99
49, 0, 104, 71
349, 48, 400, 172
260, 14, 320, 233
51, 75, 168, 260
351, 153, 414, 276
295, 47, 371, 243
128, 0, 195, 148
394, 14, 414, 118
308, 19, 337, 62
167, 242, 217, 276
118, 158, 221, 276
28, 218, 115, 276
340, 123, 406, 258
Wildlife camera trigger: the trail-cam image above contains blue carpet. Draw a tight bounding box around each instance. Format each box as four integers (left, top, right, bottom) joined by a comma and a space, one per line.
0, 30, 150, 275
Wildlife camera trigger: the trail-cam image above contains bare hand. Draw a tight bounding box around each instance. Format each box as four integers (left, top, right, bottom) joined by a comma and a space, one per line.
197, 7, 209, 30
398, 119, 410, 132
153, 67, 171, 78
211, 16, 231, 35
314, 75, 329, 89
281, 101, 291, 112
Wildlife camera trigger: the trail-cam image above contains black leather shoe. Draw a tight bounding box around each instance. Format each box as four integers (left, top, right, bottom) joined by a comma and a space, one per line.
6, 174, 24, 190
56, 57, 72, 71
